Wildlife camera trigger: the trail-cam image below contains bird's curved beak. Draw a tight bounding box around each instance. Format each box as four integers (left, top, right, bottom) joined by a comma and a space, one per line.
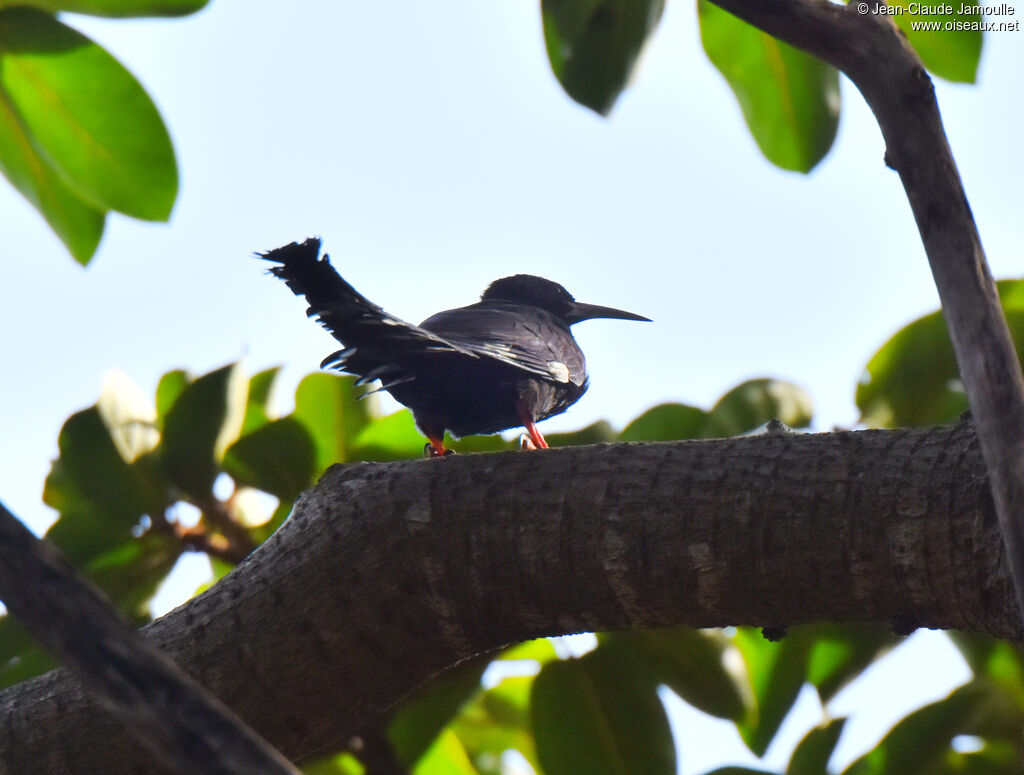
565, 302, 651, 325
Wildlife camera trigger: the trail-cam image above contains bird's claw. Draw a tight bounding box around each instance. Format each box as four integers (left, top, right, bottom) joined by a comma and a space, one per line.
424, 443, 456, 458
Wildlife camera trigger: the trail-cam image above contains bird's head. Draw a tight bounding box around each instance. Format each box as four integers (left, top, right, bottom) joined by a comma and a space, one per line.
482, 274, 650, 325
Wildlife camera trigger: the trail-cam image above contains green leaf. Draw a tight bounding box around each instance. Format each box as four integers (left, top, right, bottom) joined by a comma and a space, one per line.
733, 627, 812, 757
498, 638, 559, 664
389, 655, 490, 767
620, 381, 812, 442
223, 418, 316, 502
160, 363, 247, 497
547, 420, 618, 447
702, 768, 776, 775
531, 647, 676, 775
413, 728, 480, 775
707, 379, 813, 437
0, 617, 57, 688
351, 409, 430, 461
857, 280, 1024, 427
8, 0, 209, 17
619, 403, 709, 442
43, 406, 159, 555
698, 0, 840, 172
0, 82, 104, 263
300, 751, 363, 775
889, 0, 982, 83
97, 370, 160, 464
602, 629, 753, 722
949, 632, 1024, 710
155, 369, 189, 424
240, 367, 281, 435
787, 717, 846, 775
83, 533, 179, 620
0, 8, 177, 220
292, 374, 373, 470
842, 681, 1024, 775
804, 624, 896, 703
542, 0, 665, 115
454, 676, 540, 775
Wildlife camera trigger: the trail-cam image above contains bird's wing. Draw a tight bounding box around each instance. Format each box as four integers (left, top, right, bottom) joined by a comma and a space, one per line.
258, 239, 478, 375
421, 305, 587, 385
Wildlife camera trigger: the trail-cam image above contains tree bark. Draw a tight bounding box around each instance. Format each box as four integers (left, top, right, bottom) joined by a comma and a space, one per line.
1, 422, 1016, 773
0, 501, 299, 775
708, 0, 1024, 641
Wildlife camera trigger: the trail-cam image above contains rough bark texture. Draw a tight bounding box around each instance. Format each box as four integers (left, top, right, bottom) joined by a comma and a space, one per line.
0, 502, 299, 775
710, 0, 1024, 640
1, 423, 1017, 773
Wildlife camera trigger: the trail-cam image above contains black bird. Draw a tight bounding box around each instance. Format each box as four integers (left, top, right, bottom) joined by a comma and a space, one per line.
259, 238, 650, 455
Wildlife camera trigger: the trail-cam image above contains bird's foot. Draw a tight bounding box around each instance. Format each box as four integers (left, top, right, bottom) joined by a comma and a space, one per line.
424, 442, 456, 458
519, 434, 537, 451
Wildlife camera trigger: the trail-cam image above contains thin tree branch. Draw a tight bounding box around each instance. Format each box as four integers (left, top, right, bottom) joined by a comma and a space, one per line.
0, 424, 1015, 773
0, 500, 299, 775
705, 0, 1024, 634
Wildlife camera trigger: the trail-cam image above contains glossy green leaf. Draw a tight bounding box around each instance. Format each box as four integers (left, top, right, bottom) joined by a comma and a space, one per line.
223, 418, 316, 501
804, 624, 896, 703
292, 374, 372, 471
620, 380, 812, 443
0, 8, 177, 219
698, 0, 840, 172
447, 433, 512, 455
787, 717, 846, 775
389, 655, 490, 767
160, 363, 247, 497
8, 0, 209, 17
889, 0, 983, 83
240, 367, 281, 435
454, 676, 540, 775
542, 0, 665, 115
842, 681, 1023, 775
707, 379, 813, 437
0, 82, 103, 263
498, 638, 559, 664
351, 409, 430, 461
155, 369, 189, 424
413, 728, 479, 775
546, 420, 617, 447
603, 629, 753, 722
733, 627, 812, 757
858, 280, 1024, 427
301, 751, 363, 775
532, 647, 675, 775
619, 403, 709, 442
43, 406, 158, 554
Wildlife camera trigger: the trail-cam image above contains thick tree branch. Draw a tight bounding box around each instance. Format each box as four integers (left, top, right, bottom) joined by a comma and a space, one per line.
707, 0, 1024, 634
0, 501, 299, 775
0, 424, 1015, 773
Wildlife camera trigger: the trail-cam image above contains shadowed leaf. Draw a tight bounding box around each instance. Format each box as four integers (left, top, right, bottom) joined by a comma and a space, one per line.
699, 0, 839, 172
542, 0, 665, 115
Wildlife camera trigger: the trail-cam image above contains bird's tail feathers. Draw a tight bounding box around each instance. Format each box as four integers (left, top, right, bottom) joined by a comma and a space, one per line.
258, 238, 386, 321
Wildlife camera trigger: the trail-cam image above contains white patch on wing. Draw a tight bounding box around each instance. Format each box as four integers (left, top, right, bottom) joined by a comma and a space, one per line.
546, 361, 570, 383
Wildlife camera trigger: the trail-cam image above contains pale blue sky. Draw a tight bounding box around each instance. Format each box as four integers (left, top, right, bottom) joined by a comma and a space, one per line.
0, 1, 1018, 771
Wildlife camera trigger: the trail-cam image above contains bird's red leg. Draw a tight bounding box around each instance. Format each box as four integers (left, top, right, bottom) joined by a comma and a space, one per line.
424, 436, 454, 457
523, 421, 549, 449
518, 423, 549, 450
514, 397, 548, 450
